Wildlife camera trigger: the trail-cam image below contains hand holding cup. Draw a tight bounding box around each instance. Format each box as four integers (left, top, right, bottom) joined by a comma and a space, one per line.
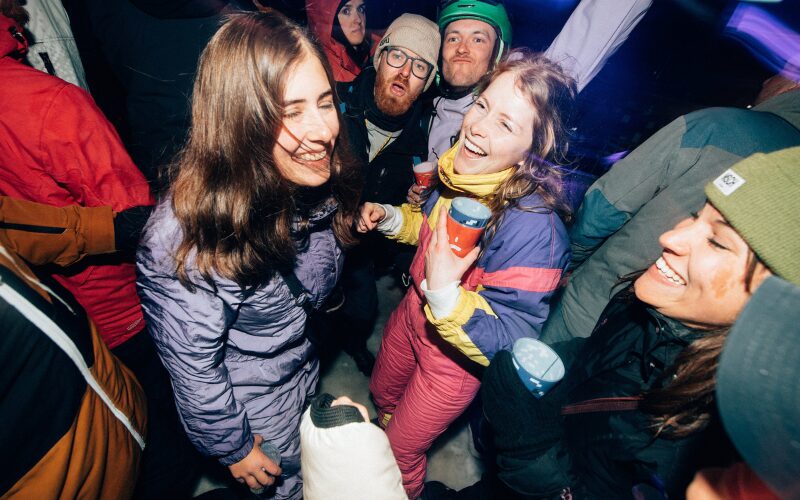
407, 183, 427, 205
511, 338, 565, 398
228, 435, 282, 491
425, 205, 480, 290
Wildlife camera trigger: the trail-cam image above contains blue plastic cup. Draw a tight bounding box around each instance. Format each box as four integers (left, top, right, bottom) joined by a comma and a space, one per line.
511, 338, 565, 398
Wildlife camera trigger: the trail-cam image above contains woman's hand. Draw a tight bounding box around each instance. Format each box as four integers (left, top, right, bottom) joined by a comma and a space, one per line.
406, 183, 427, 205
331, 396, 370, 422
228, 435, 282, 490
356, 202, 386, 233
425, 205, 480, 290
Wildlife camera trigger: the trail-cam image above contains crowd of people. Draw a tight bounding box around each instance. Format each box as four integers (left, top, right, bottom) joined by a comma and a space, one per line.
0, 0, 798, 499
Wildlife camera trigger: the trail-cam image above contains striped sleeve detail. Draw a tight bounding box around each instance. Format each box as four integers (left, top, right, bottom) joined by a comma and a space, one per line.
424, 288, 496, 366
480, 267, 563, 293
388, 203, 425, 246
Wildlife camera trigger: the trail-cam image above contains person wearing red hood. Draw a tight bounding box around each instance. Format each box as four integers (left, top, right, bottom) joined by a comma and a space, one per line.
0, 1, 153, 355
306, 0, 381, 83
0, 2, 200, 498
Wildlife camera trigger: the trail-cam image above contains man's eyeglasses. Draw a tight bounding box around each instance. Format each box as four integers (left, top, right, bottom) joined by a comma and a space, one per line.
382, 47, 433, 80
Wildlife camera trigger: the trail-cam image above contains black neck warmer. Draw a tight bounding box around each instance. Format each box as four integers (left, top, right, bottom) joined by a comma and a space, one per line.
295, 182, 333, 213
438, 77, 474, 100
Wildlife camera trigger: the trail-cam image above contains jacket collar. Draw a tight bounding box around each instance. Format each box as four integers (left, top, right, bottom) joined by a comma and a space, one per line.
306, 0, 341, 46
437, 141, 513, 199
646, 307, 698, 340
293, 186, 339, 232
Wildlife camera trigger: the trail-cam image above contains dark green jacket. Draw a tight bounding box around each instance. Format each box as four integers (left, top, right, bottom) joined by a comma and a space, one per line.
484, 298, 730, 499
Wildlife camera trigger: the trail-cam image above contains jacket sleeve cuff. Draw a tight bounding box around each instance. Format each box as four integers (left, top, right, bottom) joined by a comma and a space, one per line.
218, 434, 255, 466
420, 279, 461, 319
377, 204, 403, 236
83, 205, 116, 255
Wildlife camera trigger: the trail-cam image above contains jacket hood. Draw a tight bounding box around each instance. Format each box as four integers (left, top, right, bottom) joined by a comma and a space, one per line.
306, 0, 381, 82
0, 14, 27, 59
754, 87, 800, 129
306, 0, 341, 44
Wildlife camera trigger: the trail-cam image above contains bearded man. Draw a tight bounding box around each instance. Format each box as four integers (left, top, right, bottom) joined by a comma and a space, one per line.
341, 13, 439, 205
331, 13, 440, 376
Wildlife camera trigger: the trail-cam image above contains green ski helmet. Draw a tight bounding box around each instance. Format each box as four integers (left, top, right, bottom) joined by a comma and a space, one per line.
437, 0, 513, 65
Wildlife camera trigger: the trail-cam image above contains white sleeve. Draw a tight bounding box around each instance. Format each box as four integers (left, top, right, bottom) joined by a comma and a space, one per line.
545, 0, 653, 92
420, 279, 461, 319
376, 204, 403, 236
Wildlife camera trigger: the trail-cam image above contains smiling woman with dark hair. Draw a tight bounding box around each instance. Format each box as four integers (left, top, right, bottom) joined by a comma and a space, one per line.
136, 10, 360, 498
469, 147, 800, 499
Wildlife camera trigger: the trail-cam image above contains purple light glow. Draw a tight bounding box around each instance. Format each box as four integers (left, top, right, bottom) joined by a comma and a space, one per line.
603, 150, 630, 165
725, 3, 800, 80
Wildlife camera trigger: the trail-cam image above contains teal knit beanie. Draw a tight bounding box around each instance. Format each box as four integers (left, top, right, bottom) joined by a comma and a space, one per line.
705, 147, 800, 286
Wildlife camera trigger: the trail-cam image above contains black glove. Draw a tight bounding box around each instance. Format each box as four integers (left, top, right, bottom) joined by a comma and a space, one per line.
113, 205, 153, 252
482, 350, 567, 459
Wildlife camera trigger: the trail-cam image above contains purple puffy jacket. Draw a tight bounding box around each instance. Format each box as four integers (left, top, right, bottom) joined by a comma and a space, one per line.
136, 197, 343, 471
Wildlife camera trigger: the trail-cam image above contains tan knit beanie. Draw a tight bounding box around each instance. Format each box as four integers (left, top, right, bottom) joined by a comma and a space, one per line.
373, 13, 441, 90
705, 147, 800, 286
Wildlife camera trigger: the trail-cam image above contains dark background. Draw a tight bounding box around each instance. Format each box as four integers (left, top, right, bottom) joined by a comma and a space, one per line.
365, 0, 797, 175
62, 0, 799, 178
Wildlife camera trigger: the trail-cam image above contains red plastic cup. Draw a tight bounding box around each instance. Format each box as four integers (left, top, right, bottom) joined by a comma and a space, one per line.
446, 197, 491, 258
413, 161, 437, 188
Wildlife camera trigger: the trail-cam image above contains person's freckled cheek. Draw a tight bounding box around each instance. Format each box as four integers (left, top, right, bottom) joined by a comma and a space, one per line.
710, 269, 733, 300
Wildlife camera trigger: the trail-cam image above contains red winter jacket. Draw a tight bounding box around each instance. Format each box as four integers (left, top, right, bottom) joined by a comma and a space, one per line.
0, 14, 154, 349
306, 0, 381, 83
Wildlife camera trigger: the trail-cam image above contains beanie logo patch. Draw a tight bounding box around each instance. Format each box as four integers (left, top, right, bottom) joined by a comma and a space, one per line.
713, 169, 746, 196
379, 37, 390, 48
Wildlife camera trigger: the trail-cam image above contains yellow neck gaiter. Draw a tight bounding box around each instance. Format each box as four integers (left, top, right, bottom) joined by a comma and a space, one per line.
437, 141, 513, 199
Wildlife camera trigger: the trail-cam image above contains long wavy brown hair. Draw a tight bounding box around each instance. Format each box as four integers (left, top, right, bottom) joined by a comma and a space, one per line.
479, 50, 577, 240
170, 10, 360, 290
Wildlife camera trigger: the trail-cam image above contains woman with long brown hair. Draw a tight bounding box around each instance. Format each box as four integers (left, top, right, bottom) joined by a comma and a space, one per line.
466, 148, 799, 499
136, 10, 359, 498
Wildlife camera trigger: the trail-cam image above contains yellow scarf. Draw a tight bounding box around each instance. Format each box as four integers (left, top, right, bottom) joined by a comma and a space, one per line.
437, 141, 513, 199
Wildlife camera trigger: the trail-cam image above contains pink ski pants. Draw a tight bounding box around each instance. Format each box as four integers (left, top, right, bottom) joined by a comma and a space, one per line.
370, 223, 481, 499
